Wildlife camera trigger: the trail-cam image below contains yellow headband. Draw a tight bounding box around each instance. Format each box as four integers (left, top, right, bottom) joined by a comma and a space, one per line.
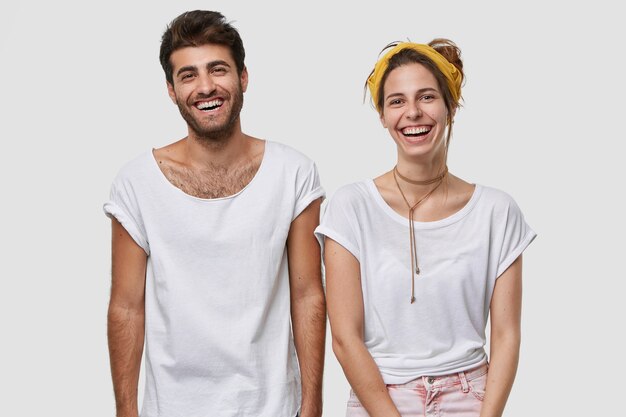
367, 42, 462, 112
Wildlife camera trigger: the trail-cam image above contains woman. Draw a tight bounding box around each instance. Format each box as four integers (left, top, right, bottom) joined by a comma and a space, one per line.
315, 39, 536, 416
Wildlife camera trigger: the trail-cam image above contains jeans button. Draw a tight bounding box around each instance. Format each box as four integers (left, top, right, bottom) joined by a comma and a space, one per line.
428, 377, 435, 384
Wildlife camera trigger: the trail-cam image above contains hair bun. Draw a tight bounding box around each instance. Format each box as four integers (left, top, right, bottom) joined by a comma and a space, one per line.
429, 38, 463, 74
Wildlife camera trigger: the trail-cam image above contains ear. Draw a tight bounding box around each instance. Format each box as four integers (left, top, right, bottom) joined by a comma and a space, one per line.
166, 81, 177, 104
240, 66, 249, 93
380, 111, 387, 129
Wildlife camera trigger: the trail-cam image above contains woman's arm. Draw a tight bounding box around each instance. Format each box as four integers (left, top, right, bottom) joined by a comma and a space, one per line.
480, 255, 523, 417
325, 237, 402, 417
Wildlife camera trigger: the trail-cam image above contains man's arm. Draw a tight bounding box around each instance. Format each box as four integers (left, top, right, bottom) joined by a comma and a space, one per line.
108, 218, 147, 417
287, 198, 326, 417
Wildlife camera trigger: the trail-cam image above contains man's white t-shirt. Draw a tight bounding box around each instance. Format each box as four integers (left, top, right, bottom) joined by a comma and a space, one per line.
315, 181, 535, 384
104, 140, 324, 417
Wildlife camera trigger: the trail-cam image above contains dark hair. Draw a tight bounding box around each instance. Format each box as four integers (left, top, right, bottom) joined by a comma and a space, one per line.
159, 10, 246, 84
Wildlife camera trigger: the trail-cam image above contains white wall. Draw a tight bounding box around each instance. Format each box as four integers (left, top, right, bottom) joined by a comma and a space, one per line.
1, 1, 623, 415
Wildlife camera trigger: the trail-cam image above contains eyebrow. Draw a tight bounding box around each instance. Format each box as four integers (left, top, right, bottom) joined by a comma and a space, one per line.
176, 65, 198, 77
385, 87, 439, 100
206, 60, 230, 69
175, 60, 232, 78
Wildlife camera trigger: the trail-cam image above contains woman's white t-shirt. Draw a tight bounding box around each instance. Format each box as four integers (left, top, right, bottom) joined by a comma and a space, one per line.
315, 181, 536, 384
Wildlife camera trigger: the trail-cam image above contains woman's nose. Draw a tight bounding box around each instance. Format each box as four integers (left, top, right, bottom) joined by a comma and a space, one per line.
405, 103, 422, 119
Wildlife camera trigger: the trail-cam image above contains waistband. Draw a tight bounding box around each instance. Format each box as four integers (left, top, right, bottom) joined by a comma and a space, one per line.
387, 362, 488, 390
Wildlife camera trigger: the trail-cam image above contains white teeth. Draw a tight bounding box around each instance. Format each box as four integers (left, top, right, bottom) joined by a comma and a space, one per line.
196, 99, 223, 110
402, 126, 430, 135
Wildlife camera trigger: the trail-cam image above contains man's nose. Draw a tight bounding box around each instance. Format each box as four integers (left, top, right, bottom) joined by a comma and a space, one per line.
197, 74, 217, 94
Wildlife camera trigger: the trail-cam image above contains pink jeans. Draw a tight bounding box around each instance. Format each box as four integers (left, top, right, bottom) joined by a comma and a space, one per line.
346, 363, 488, 417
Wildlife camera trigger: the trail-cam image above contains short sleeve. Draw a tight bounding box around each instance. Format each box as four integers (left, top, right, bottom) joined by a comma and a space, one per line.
103, 176, 150, 255
314, 186, 361, 261
292, 161, 325, 221
496, 197, 536, 277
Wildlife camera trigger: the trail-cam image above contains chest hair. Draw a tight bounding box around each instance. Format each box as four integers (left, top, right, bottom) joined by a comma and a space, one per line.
159, 158, 261, 199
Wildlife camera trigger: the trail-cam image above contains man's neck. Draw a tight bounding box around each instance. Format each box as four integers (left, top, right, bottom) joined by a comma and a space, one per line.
185, 123, 250, 169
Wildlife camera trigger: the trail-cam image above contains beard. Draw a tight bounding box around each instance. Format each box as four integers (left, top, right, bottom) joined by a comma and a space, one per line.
176, 82, 244, 143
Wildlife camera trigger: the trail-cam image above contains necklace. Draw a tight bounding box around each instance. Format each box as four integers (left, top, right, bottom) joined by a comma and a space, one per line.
395, 166, 448, 185
392, 166, 447, 304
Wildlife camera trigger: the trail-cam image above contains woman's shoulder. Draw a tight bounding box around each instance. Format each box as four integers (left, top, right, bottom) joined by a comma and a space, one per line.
473, 184, 526, 217
476, 184, 518, 204
327, 180, 373, 204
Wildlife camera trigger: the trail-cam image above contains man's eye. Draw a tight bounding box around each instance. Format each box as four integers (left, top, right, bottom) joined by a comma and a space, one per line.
181, 74, 194, 80
212, 67, 227, 74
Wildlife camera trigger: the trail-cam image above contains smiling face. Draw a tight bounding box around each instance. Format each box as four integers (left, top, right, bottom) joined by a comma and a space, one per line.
167, 44, 248, 141
380, 62, 451, 162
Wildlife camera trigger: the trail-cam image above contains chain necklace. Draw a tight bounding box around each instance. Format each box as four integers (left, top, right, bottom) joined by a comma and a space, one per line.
392, 166, 447, 303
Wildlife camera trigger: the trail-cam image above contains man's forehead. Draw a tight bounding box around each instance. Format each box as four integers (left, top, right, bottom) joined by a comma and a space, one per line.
170, 44, 235, 69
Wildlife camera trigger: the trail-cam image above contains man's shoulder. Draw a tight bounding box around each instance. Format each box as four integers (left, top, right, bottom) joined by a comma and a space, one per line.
112, 150, 154, 183
266, 140, 316, 169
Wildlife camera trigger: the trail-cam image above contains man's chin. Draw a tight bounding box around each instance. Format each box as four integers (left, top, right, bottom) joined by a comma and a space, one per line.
192, 121, 237, 143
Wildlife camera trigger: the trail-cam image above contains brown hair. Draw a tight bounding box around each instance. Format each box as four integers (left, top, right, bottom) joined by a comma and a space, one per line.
159, 10, 246, 84
366, 39, 465, 149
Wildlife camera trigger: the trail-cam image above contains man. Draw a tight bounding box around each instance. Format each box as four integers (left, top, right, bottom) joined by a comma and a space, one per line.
104, 10, 325, 417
